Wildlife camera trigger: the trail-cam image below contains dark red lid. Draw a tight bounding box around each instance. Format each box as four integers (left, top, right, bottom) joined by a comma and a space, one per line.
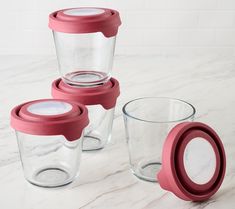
157, 122, 226, 201
48, 7, 121, 37
11, 99, 89, 141
51, 78, 120, 110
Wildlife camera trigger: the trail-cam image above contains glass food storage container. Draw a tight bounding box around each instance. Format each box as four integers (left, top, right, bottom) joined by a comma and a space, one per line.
123, 97, 195, 182
10, 99, 89, 187
52, 77, 120, 151
49, 7, 121, 86
123, 97, 226, 201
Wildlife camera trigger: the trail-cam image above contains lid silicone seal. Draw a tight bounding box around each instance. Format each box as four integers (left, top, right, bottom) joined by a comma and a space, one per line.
48, 7, 121, 37
51, 77, 120, 110
11, 99, 89, 141
157, 122, 226, 201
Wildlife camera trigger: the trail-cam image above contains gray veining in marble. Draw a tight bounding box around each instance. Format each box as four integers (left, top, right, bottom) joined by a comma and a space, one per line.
0, 52, 235, 208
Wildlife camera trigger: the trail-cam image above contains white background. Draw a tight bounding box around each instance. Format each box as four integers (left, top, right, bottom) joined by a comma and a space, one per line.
1, 0, 235, 55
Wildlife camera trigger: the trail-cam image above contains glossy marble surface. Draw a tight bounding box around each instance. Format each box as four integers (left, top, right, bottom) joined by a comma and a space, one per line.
0, 51, 235, 208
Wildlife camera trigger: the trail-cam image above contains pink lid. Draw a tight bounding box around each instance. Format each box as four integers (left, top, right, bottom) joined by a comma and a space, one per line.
51, 77, 120, 110
11, 99, 89, 141
48, 7, 121, 37
157, 122, 226, 201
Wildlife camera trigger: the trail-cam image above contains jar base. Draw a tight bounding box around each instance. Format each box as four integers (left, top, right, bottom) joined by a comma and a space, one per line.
132, 161, 161, 182
63, 71, 109, 86
27, 166, 76, 188
82, 136, 105, 151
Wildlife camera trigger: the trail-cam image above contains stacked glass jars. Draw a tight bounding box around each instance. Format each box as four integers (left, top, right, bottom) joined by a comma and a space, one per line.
11, 7, 121, 188
48, 7, 121, 151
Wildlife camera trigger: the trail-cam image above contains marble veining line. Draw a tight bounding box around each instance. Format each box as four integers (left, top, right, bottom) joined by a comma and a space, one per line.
77, 182, 138, 209
0, 156, 20, 167
71, 168, 128, 188
142, 192, 169, 209
188, 199, 217, 209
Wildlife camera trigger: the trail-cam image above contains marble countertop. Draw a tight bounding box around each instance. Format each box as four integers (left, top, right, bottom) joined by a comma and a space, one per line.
0, 52, 235, 209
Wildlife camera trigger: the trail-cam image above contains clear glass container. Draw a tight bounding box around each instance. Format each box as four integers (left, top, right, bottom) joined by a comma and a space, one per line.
51, 77, 120, 151
83, 105, 115, 151
122, 97, 196, 182
16, 132, 82, 187
11, 99, 88, 187
49, 7, 121, 86
53, 31, 116, 86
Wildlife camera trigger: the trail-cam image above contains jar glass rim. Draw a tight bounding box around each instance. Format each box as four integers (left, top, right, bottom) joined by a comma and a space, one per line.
122, 97, 196, 124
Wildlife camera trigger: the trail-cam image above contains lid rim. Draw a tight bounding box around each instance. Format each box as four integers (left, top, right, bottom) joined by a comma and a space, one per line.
51, 77, 120, 110
48, 7, 121, 37
158, 122, 226, 201
18, 99, 81, 122
174, 129, 221, 196
11, 99, 89, 141
122, 97, 196, 124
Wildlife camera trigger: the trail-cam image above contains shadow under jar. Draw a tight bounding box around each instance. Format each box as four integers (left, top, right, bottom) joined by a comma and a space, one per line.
122, 97, 196, 182
51, 77, 120, 151
49, 7, 121, 86
10, 99, 89, 187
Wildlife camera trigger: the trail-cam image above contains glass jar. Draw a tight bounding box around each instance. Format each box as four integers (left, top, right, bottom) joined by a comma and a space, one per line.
10, 99, 89, 187
122, 97, 196, 182
122, 97, 226, 201
49, 7, 121, 86
51, 77, 120, 151
82, 105, 115, 151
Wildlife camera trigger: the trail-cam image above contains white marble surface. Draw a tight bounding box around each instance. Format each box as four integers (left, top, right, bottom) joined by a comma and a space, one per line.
0, 51, 235, 208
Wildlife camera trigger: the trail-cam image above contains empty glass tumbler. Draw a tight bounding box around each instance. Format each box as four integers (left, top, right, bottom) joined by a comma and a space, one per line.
52, 77, 120, 151
123, 97, 196, 182
49, 7, 121, 86
10, 99, 89, 187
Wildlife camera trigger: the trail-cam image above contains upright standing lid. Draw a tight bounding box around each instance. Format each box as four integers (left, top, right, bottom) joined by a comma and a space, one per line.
49, 7, 121, 37
157, 122, 226, 201
11, 99, 89, 141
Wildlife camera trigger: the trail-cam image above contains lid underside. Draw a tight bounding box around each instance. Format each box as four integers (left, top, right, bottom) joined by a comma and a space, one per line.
158, 122, 226, 201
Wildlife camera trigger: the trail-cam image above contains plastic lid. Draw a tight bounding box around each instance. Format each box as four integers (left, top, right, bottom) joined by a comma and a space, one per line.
51, 77, 120, 110
157, 122, 226, 201
11, 99, 89, 141
48, 7, 121, 37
